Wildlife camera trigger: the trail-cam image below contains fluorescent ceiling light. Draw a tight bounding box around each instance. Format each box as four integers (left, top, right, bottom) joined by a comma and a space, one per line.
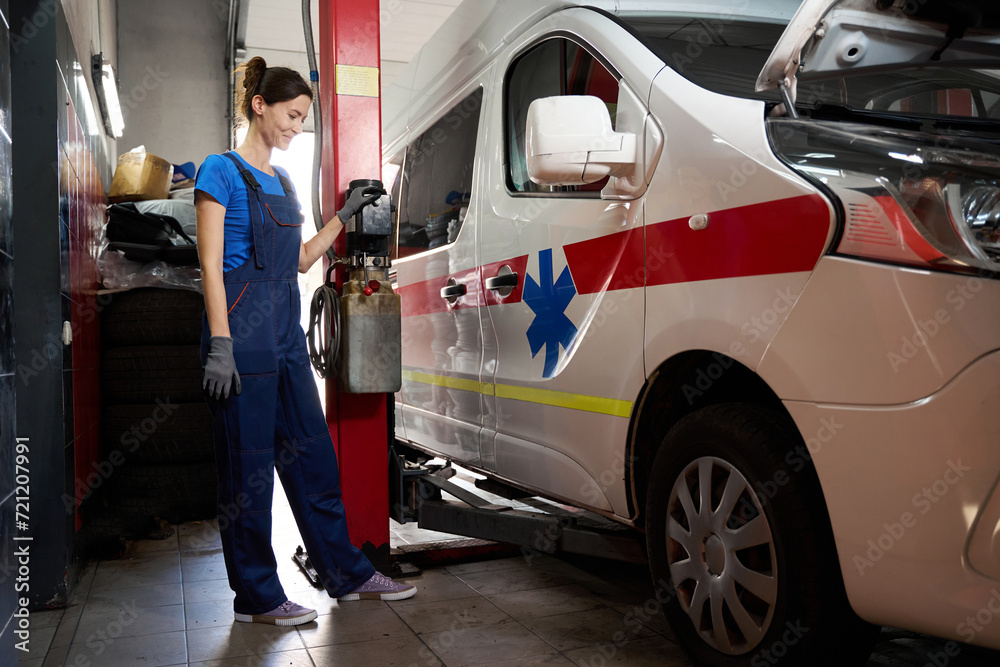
92, 53, 124, 138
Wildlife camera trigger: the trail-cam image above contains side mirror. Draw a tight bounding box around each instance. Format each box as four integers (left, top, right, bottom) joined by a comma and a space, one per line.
526, 95, 637, 186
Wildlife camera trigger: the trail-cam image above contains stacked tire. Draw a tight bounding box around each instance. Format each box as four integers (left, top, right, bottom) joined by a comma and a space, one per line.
87, 288, 217, 538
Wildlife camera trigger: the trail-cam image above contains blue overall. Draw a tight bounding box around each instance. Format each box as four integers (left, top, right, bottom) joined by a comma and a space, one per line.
201, 151, 375, 615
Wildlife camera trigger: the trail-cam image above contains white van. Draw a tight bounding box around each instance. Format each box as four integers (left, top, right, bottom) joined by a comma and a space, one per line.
381, 0, 1000, 664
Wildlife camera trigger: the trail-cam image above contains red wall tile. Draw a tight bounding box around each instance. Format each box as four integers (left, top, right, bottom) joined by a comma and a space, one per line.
61, 131, 105, 528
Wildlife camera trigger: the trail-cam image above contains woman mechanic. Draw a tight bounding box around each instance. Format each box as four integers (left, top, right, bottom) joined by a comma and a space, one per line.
195, 56, 415, 626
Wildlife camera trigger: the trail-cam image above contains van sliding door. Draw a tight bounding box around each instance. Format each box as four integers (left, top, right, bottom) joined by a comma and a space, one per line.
392, 85, 490, 467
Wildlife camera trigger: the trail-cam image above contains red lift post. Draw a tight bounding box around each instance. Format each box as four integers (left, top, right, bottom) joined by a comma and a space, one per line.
318, 0, 390, 562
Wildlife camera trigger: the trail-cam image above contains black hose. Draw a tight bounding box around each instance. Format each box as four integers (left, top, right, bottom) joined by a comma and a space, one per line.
307, 280, 341, 379
303, 0, 343, 380
302, 0, 324, 237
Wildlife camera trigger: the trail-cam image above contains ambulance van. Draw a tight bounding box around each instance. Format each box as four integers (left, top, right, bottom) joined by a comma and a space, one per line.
381, 0, 1000, 663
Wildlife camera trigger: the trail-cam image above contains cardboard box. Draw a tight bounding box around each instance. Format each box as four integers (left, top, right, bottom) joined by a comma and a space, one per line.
109, 149, 174, 203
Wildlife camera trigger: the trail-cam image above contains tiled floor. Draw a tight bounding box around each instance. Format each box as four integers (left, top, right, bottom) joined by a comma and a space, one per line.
16, 483, 1000, 667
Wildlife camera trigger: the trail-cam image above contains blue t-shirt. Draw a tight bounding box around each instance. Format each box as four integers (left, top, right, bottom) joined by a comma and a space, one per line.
195, 152, 300, 271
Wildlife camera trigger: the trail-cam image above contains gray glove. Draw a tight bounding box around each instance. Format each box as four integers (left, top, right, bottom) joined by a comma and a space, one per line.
203, 336, 241, 400
337, 185, 386, 223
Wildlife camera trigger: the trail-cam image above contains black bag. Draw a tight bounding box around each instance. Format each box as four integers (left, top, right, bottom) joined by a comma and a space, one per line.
106, 203, 199, 266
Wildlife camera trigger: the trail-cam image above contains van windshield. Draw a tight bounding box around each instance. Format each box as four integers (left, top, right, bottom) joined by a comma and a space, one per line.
620, 14, 1000, 120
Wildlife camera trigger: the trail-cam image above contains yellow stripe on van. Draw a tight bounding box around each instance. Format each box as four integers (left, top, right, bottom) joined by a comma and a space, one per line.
401, 370, 633, 418
402, 370, 492, 396
493, 384, 633, 418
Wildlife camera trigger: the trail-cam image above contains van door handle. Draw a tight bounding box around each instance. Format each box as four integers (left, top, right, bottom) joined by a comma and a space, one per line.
485, 270, 518, 291
440, 278, 466, 301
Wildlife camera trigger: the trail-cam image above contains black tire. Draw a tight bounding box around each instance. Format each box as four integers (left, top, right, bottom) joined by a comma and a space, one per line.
111, 461, 218, 498
102, 345, 203, 404
81, 494, 211, 541
645, 403, 877, 667
75, 507, 128, 559
103, 402, 214, 463
112, 491, 218, 525
108, 462, 219, 524
102, 288, 204, 347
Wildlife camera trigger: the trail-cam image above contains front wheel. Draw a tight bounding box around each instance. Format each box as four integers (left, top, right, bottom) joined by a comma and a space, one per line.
645, 404, 876, 666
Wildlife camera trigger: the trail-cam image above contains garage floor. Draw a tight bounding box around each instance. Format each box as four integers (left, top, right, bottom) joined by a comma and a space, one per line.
17, 485, 1000, 667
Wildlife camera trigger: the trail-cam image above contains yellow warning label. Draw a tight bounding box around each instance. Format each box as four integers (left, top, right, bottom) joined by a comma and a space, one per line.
335, 64, 379, 98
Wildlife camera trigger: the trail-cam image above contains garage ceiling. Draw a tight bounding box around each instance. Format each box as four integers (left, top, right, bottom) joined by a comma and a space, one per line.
240, 0, 462, 92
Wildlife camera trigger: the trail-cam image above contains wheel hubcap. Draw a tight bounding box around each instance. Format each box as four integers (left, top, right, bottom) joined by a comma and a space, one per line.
704, 534, 726, 575
665, 456, 778, 655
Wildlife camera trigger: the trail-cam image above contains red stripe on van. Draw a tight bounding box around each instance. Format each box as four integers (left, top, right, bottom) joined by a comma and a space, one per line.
481, 255, 530, 307
645, 194, 831, 286
398, 265, 483, 317
564, 227, 645, 295
398, 254, 531, 317
397, 195, 829, 316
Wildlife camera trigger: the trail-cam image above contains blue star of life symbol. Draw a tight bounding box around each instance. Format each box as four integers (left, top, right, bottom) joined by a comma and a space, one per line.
524, 248, 578, 378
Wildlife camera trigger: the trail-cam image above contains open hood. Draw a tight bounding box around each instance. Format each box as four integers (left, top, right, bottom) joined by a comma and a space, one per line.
756, 0, 1000, 99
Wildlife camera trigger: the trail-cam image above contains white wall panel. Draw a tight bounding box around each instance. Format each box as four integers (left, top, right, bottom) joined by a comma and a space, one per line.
243, 0, 462, 88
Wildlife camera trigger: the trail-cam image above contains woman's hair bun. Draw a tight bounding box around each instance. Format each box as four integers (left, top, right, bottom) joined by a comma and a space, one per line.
233, 56, 312, 127
235, 57, 268, 124
242, 56, 266, 91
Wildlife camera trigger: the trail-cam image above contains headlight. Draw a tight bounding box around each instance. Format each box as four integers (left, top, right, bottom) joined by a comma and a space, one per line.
768, 119, 1000, 274
951, 180, 1000, 263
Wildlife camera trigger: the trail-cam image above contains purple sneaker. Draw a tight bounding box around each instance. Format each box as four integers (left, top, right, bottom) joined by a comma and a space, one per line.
234, 600, 317, 626
338, 572, 417, 601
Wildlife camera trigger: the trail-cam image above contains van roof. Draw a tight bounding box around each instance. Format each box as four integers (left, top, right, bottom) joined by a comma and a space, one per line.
381, 0, 803, 147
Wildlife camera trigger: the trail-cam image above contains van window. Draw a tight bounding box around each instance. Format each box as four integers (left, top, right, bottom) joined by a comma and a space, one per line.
505, 37, 618, 194
395, 88, 483, 259
621, 16, 785, 101
384, 150, 404, 256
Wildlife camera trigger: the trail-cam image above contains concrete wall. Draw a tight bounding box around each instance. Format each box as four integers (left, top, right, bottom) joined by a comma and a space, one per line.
117, 0, 230, 168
